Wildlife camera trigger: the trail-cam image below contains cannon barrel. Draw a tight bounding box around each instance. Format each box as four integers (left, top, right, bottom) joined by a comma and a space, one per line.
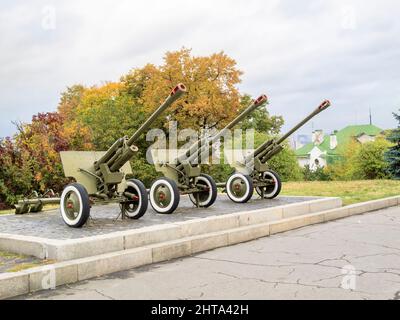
177, 94, 268, 167
126, 83, 187, 147
251, 99, 331, 162
94, 84, 186, 173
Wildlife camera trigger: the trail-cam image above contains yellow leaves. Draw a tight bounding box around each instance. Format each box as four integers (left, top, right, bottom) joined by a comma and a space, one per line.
34, 172, 42, 182
126, 48, 243, 130
55, 49, 244, 149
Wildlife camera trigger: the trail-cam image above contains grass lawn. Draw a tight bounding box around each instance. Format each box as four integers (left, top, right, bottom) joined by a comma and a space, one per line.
281, 179, 400, 205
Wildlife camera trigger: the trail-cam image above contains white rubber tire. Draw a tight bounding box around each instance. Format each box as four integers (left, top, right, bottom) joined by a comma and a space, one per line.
226, 173, 253, 203
149, 178, 180, 214
60, 183, 90, 228
123, 179, 148, 219
189, 174, 218, 207
255, 170, 282, 199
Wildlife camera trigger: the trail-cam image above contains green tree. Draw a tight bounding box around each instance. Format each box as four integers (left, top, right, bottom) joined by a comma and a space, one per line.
325, 140, 360, 181
240, 94, 283, 134
326, 137, 391, 180
73, 82, 146, 150
353, 137, 391, 179
385, 111, 400, 179
253, 131, 303, 181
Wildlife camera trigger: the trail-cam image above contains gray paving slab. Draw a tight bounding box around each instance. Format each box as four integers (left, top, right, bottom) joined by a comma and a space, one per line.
0, 195, 315, 240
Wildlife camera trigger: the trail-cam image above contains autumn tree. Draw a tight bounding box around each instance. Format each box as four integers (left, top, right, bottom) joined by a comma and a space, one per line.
0, 137, 33, 209
66, 49, 285, 185
122, 48, 268, 132
12, 112, 93, 195
57, 85, 93, 150
58, 85, 85, 122
0, 48, 290, 206
14, 113, 72, 193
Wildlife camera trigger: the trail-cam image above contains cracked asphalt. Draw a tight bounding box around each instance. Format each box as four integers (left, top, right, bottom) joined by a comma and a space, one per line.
19, 206, 400, 300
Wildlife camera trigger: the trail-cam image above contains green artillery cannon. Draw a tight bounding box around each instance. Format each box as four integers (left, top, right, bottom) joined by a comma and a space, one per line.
149, 94, 268, 214
14, 84, 187, 228
222, 100, 331, 203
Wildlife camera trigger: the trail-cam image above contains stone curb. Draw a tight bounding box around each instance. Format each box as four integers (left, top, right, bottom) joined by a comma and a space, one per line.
1, 195, 399, 299
0, 197, 341, 261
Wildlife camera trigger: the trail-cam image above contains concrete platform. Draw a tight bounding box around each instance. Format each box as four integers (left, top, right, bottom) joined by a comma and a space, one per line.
0, 195, 340, 261
0, 195, 316, 240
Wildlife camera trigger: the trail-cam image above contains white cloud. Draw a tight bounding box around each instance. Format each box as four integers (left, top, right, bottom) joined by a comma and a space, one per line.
0, 0, 399, 137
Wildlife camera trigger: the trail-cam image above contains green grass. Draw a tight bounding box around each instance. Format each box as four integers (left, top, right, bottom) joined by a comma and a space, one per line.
6, 260, 55, 273
0, 251, 24, 259
0, 208, 15, 215
0, 251, 55, 273
281, 179, 400, 205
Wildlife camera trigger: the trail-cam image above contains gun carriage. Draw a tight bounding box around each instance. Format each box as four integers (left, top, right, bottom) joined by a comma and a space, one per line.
15, 84, 187, 227
150, 94, 268, 214
222, 100, 331, 203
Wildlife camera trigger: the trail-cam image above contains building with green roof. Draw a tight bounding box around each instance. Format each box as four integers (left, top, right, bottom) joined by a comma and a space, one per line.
295, 124, 384, 170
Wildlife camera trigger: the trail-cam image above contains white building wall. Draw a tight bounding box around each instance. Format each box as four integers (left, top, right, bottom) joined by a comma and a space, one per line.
297, 146, 327, 170
357, 134, 376, 144
298, 158, 309, 168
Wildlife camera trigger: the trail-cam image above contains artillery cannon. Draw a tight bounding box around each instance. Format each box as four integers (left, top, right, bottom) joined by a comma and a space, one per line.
150, 94, 268, 214
222, 100, 331, 203
14, 84, 187, 227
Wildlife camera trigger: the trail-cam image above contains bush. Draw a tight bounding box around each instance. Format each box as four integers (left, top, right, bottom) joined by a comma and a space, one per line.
129, 157, 161, 188
0, 138, 33, 208
352, 137, 391, 179
202, 163, 233, 183
302, 165, 332, 181
268, 148, 303, 181
324, 137, 391, 180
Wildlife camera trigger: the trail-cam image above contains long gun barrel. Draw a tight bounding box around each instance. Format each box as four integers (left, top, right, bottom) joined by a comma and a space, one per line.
95, 83, 187, 173
248, 100, 331, 165
176, 94, 268, 168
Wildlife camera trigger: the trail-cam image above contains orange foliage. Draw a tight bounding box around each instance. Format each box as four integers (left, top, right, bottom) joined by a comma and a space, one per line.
123, 48, 243, 130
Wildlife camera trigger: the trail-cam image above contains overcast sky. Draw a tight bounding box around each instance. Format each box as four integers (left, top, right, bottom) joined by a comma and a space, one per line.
1, 0, 399, 139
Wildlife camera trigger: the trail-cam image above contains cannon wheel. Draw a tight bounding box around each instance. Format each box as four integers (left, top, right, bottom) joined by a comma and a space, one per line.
255, 170, 282, 199
189, 174, 218, 208
226, 173, 254, 203
60, 183, 90, 228
149, 177, 180, 214
121, 179, 148, 219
